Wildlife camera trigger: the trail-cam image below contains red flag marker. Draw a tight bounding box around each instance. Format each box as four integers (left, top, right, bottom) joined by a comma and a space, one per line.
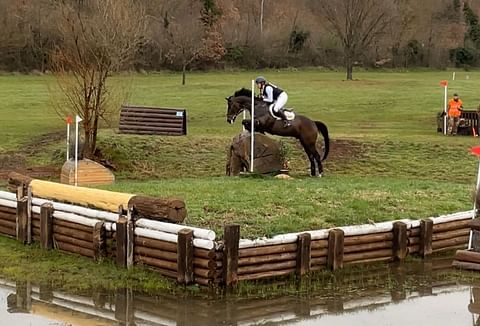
471, 146, 480, 156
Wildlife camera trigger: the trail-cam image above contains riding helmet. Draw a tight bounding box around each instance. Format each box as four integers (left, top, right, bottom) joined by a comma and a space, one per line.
255, 76, 266, 84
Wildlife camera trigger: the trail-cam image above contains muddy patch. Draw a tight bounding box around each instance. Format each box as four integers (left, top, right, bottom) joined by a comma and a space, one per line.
0, 131, 63, 181
327, 138, 371, 162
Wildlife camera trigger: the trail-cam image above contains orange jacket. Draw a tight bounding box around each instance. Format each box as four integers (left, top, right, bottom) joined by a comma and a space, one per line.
448, 98, 463, 117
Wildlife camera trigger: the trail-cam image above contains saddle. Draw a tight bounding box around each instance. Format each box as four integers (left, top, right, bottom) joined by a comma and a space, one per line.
268, 104, 295, 120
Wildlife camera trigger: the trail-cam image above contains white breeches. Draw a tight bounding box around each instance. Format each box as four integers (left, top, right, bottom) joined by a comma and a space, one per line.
273, 92, 288, 112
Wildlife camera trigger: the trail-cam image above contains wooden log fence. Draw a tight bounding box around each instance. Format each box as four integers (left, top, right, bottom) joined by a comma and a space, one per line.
119, 105, 187, 136
0, 190, 475, 286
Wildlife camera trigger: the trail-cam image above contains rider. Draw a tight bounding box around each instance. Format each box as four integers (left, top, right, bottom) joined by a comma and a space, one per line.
255, 76, 290, 127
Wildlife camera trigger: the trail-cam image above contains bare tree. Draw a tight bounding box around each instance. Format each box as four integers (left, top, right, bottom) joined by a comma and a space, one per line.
161, 1, 205, 85
49, 0, 146, 158
384, 0, 415, 68
313, 0, 393, 80
158, 0, 225, 85
0, 0, 31, 70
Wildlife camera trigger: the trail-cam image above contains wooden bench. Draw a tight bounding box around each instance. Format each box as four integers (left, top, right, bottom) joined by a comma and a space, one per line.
119, 105, 187, 136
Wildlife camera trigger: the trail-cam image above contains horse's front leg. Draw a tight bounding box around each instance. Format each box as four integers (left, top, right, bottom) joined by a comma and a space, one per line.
242, 119, 252, 132
242, 119, 263, 133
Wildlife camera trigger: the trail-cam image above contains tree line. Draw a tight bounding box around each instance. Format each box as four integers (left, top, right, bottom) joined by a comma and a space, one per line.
2, 0, 478, 159
1, 0, 480, 78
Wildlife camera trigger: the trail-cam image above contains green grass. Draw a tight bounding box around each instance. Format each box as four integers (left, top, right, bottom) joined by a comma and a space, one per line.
0, 236, 178, 294
103, 176, 473, 238
1, 70, 480, 239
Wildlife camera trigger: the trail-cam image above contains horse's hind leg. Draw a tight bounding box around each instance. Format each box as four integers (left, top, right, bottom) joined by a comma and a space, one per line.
313, 149, 323, 176
301, 141, 319, 176
308, 153, 316, 176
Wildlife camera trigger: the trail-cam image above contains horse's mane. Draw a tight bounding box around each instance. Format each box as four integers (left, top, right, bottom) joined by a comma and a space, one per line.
234, 88, 253, 97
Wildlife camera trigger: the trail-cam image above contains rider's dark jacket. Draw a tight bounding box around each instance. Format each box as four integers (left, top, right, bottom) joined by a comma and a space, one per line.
262, 83, 284, 104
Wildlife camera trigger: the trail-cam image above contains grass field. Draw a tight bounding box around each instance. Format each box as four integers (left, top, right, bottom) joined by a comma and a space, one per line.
1, 69, 480, 238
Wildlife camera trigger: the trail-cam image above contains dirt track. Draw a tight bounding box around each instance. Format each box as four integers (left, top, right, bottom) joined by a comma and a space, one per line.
0, 131, 63, 181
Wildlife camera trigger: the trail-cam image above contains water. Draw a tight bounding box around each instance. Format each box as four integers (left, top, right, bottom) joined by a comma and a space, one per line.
1, 258, 479, 326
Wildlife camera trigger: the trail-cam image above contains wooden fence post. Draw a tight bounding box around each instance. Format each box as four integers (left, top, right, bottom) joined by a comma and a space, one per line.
223, 224, 240, 287
296, 233, 311, 277
177, 229, 194, 284
327, 229, 344, 271
393, 222, 408, 261
16, 198, 29, 244
419, 219, 433, 258
116, 217, 127, 268
93, 222, 106, 261
40, 203, 53, 250
26, 185, 32, 244
16, 184, 31, 244
116, 205, 134, 269
16, 184, 26, 200
470, 219, 480, 252
126, 206, 135, 269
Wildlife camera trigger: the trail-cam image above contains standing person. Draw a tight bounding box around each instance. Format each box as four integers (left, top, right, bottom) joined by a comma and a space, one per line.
447, 93, 464, 135
255, 76, 291, 127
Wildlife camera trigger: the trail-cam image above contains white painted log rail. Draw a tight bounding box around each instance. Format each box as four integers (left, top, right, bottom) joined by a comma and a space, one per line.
238, 210, 474, 249
136, 218, 216, 240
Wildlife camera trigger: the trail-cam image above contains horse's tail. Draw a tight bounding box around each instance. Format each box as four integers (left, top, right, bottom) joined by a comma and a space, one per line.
315, 121, 329, 161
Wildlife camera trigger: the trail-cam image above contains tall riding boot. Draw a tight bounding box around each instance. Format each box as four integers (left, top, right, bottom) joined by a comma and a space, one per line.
277, 109, 291, 127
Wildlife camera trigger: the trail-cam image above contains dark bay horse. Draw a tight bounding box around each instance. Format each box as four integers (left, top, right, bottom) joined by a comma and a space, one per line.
226, 88, 329, 176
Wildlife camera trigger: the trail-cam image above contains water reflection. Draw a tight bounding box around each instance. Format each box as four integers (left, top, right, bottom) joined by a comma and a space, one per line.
1, 257, 479, 326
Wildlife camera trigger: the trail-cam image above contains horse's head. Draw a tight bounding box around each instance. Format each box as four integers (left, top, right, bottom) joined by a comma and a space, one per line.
226, 96, 242, 124
226, 88, 253, 124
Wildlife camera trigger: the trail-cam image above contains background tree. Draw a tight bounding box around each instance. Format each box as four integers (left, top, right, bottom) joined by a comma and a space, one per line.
312, 0, 393, 80
49, 0, 146, 158
0, 0, 478, 74
384, 0, 415, 68
158, 0, 224, 85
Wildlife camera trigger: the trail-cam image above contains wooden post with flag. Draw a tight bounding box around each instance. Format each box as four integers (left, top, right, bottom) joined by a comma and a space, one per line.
65, 116, 73, 161
440, 80, 448, 135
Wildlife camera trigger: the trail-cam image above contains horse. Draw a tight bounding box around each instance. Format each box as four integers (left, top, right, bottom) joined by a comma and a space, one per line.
225, 88, 329, 176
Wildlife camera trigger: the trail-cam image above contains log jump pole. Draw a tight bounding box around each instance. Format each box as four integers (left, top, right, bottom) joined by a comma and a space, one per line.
8, 172, 186, 223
